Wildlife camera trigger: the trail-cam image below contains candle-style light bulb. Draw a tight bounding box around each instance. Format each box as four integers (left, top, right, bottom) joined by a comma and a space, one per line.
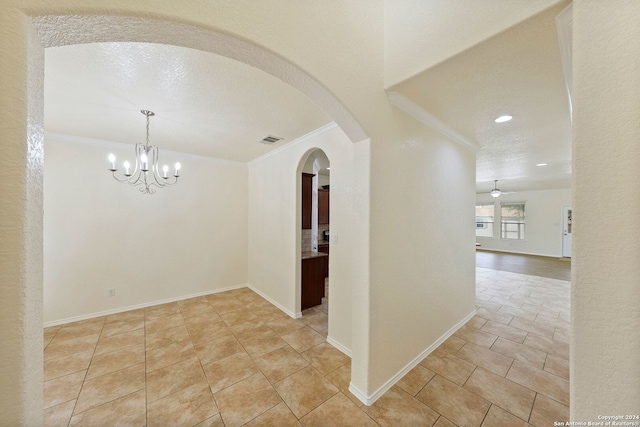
123, 160, 131, 176
162, 165, 169, 178
140, 153, 148, 171
174, 162, 181, 177
108, 153, 116, 170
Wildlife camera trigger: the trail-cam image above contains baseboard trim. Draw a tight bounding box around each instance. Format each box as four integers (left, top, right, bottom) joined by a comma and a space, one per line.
475, 247, 561, 259
327, 336, 352, 358
247, 284, 300, 319
350, 308, 477, 406
44, 283, 248, 327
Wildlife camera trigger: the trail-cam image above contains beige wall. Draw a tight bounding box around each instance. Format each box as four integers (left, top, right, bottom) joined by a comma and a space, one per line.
248, 125, 367, 357
572, 0, 640, 418
43, 136, 248, 324
476, 188, 572, 257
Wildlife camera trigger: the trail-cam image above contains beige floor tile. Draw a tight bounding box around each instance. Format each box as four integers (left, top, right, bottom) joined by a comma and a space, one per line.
302, 392, 378, 427
281, 326, 326, 353
69, 389, 146, 427
181, 305, 222, 321
146, 356, 206, 402
177, 296, 211, 313
363, 385, 439, 427
265, 317, 307, 336
186, 319, 233, 345
553, 327, 570, 344
214, 372, 282, 427
480, 321, 528, 344
100, 318, 144, 338
147, 382, 218, 427
274, 366, 339, 418
195, 414, 225, 427
301, 311, 329, 332
434, 416, 457, 427
438, 335, 467, 354
229, 319, 272, 340
324, 363, 362, 407
509, 318, 555, 339
209, 299, 246, 314
86, 343, 145, 380
497, 306, 537, 322
44, 325, 62, 346
481, 404, 533, 427
523, 334, 569, 359
543, 354, 569, 380
44, 349, 93, 381
243, 402, 301, 427
506, 360, 569, 406
416, 375, 490, 427
464, 367, 536, 421
145, 302, 181, 320
534, 314, 569, 330
254, 345, 309, 383
476, 308, 513, 325
194, 334, 244, 366
454, 324, 499, 348
467, 315, 488, 329
529, 393, 569, 427
203, 351, 259, 394
74, 363, 145, 414
44, 333, 100, 361
54, 317, 105, 341
490, 337, 547, 369
44, 371, 85, 409
145, 323, 190, 351
145, 313, 184, 334
476, 300, 503, 312
455, 342, 514, 377
43, 399, 75, 427
240, 331, 288, 359
95, 327, 145, 355
301, 342, 350, 375
420, 349, 476, 386
146, 338, 196, 372
396, 364, 436, 396
217, 308, 257, 326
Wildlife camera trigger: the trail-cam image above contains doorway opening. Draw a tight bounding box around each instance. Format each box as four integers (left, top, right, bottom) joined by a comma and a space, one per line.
300, 149, 330, 330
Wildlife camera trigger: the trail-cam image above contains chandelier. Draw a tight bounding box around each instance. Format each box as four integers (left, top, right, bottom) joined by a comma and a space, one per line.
107, 110, 181, 194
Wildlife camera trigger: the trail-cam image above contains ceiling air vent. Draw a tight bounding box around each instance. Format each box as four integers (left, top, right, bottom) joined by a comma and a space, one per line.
259, 135, 283, 145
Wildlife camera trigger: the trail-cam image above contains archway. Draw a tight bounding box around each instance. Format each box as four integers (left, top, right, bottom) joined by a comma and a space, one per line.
4, 11, 369, 422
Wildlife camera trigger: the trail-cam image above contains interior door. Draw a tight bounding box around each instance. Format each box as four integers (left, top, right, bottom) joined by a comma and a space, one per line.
562, 206, 572, 258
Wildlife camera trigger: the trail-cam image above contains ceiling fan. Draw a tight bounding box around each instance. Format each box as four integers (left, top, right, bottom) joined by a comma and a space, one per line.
485, 180, 516, 198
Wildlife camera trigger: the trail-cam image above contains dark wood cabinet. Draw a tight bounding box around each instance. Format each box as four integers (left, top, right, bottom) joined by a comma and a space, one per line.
318, 244, 329, 278
318, 189, 329, 224
301, 254, 328, 310
302, 173, 314, 229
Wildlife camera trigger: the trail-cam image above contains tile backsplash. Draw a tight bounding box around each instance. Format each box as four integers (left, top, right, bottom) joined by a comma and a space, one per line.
301, 224, 330, 252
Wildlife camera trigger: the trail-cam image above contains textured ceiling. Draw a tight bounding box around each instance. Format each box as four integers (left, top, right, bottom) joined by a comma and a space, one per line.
391, 2, 572, 193
44, 42, 331, 162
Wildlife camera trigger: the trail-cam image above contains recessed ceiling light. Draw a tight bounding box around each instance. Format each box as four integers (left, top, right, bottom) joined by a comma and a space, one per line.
326, 167, 330, 170
536, 163, 548, 167
494, 115, 513, 123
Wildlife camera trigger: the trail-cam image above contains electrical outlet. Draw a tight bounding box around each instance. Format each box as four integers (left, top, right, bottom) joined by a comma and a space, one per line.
108, 288, 115, 297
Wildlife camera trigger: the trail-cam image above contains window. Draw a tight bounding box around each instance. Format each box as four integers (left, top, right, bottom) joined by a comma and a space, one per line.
475, 203, 494, 237
501, 202, 525, 239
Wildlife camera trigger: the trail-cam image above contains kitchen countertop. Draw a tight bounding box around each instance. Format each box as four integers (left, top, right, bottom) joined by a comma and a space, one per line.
302, 251, 329, 260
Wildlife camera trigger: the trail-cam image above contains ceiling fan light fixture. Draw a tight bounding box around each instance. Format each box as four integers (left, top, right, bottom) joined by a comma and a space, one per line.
490, 189, 501, 198
494, 115, 513, 123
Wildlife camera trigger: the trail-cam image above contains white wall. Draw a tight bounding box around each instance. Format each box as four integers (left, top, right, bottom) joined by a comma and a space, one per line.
43, 136, 248, 324
476, 188, 571, 257
572, 0, 640, 418
247, 124, 367, 355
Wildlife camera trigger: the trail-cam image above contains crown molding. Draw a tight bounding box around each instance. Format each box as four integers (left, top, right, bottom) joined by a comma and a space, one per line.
386, 91, 481, 152
45, 131, 248, 167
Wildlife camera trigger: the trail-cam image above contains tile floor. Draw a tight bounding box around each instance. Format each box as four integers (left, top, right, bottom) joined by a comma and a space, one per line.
43, 268, 570, 426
